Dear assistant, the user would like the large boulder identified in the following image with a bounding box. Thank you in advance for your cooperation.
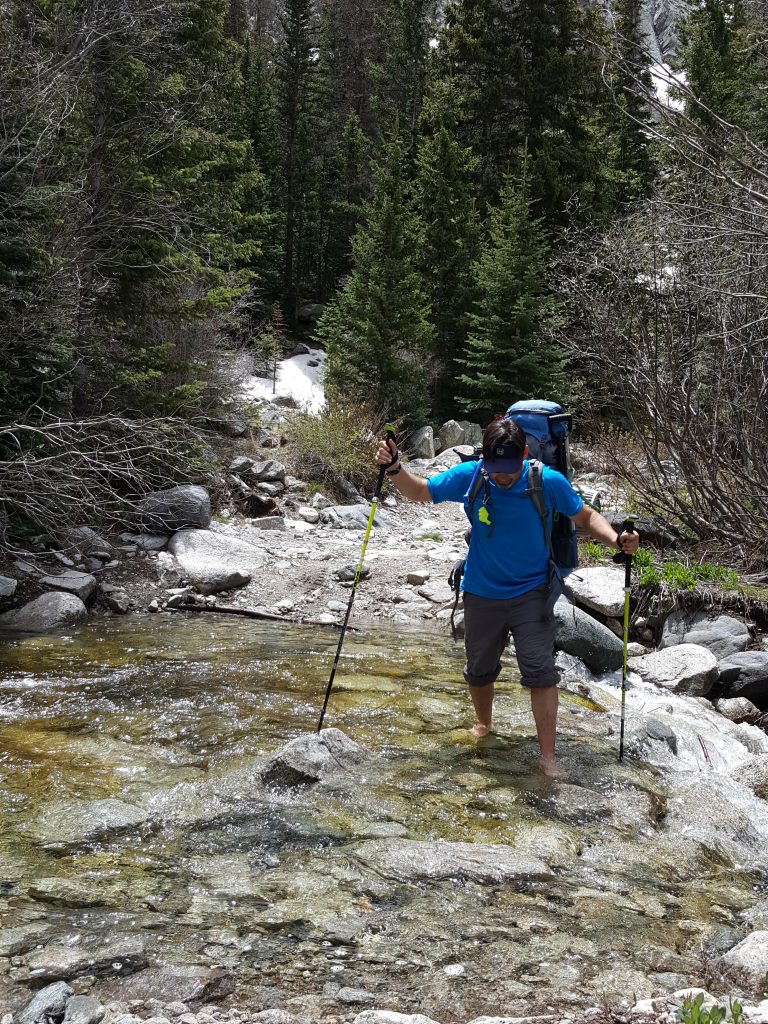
[717,652,768,708]
[661,610,751,660]
[0,575,17,602]
[456,421,482,448]
[137,485,212,533]
[0,593,88,635]
[437,420,464,450]
[719,931,768,988]
[553,597,624,673]
[168,529,266,595]
[409,426,435,460]
[628,644,718,696]
[260,728,372,788]
[568,566,626,618]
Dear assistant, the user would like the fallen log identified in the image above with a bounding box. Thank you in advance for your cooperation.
[164,601,350,630]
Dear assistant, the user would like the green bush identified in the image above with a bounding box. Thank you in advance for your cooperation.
[676,992,743,1024]
[285,401,387,499]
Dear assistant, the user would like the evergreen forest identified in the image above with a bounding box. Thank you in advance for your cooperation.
[2,0,768,561]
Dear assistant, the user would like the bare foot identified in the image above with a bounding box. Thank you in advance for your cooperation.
[470,723,493,739]
[538,756,567,779]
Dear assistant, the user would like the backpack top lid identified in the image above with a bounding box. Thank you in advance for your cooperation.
[505,400,570,443]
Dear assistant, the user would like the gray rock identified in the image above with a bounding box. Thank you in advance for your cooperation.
[206,412,248,437]
[625,715,678,757]
[456,421,483,448]
[96,966,234,1007]
[168,529,266,595]
[245,515,285,530]
[14,982,73,1024]
[417,582,453,604]
[57,527,112,558]
[255,481,285,497]
[137,485,212,533]
[27,877,126,907]
[320,504,389,530]
[715,696,760,722]
[103,591,130,614]
[533,782,615,824]
[134,535,169,553]
[336,988,376,1005]
[19,797,150,848]
[62,995,105,1024]
[0,922,54,957]
[437,420,464,450]
[26,935,147,981]
[0,592,88,634]
[336,563,370,582]
[661,611,750,659]
[353,1015,440,1024]
[297,506,319,524]
[409,425,435,460]
[38,571,97,601]
[553,597,624,673]
[82,557,103,574]
[252,459,287,483]
[729,755,768,800]
[628,644,718,696]
[354,838,553,884]
[0,575,18,600]
[567,566,625,618]
[311,492,333,510]
[260,728,372,788]
[719,930,768,988]
[406,571,429,586]
[718,651,768,706]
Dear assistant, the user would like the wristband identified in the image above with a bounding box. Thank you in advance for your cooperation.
[386,462,402,476]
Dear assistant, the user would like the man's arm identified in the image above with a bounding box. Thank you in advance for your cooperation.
[571,504,640,555]
[375,439,432,503]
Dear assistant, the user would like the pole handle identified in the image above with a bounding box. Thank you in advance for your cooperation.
[611,515,637,566]
[375,425,398,498]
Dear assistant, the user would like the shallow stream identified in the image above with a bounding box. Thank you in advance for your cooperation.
[1,615,767,1018]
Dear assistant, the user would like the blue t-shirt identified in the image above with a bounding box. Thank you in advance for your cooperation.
[427,461,583,599]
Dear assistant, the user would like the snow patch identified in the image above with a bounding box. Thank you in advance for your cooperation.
[241,348,327,414]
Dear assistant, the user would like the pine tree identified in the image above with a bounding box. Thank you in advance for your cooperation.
[456,170,564,422]
[438,0,605,226]
[317,128,435,425]
[415,81,479,418]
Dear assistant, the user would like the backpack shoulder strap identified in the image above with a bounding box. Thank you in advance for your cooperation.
[527,459,563,582]
[465,460,489,521]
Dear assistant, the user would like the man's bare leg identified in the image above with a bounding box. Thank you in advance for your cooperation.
[529,685,561,774]
[469,683,494,738]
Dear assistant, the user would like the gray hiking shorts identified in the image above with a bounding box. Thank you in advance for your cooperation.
[463,585,558,690]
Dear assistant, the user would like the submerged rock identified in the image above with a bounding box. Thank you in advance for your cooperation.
[260,727,372,788]
[26,935,147,981]
[354,838,553,884]
[19,797,150,848]
[96,965,234,1007]
[61,994,105,1024]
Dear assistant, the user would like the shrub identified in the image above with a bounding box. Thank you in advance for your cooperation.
[285,401,388,500]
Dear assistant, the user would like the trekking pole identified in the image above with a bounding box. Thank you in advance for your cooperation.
[613,516,637,762]
[316,425,397,732]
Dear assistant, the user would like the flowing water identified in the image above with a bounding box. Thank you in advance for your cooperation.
[1,615,767,1017]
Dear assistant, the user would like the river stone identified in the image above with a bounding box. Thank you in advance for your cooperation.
[168,529,266,595]
[353,1013,441,1024]
[553,597,623,673]
[0,922,54,956]
[19,797,149,848]
[62,995,105,1024]
[320,504,390,530]
[26,935,147,981]
[260,728,371,788]
[661,611,751,659]
[137,485,212,533]
[567,566,626,617]
[628,644,718,696]
[251,459,287,483]
[0,592,88,634]
[717,652,768,707]
[354,838,553,884]
[533,782,615,824]
[719,930,768,987]
[715,696,761,722]
[729,755,768,799]
[625,715,678,757]
[38,570,97,601]
[0,575,17,600]
[96,965,234,1006]
[15,982,74,1024]
[27,877,127,907]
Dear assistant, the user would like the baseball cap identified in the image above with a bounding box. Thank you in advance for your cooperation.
[485,442,523,474]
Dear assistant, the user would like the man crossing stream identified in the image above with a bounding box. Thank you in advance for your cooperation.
[376,416,640,776]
